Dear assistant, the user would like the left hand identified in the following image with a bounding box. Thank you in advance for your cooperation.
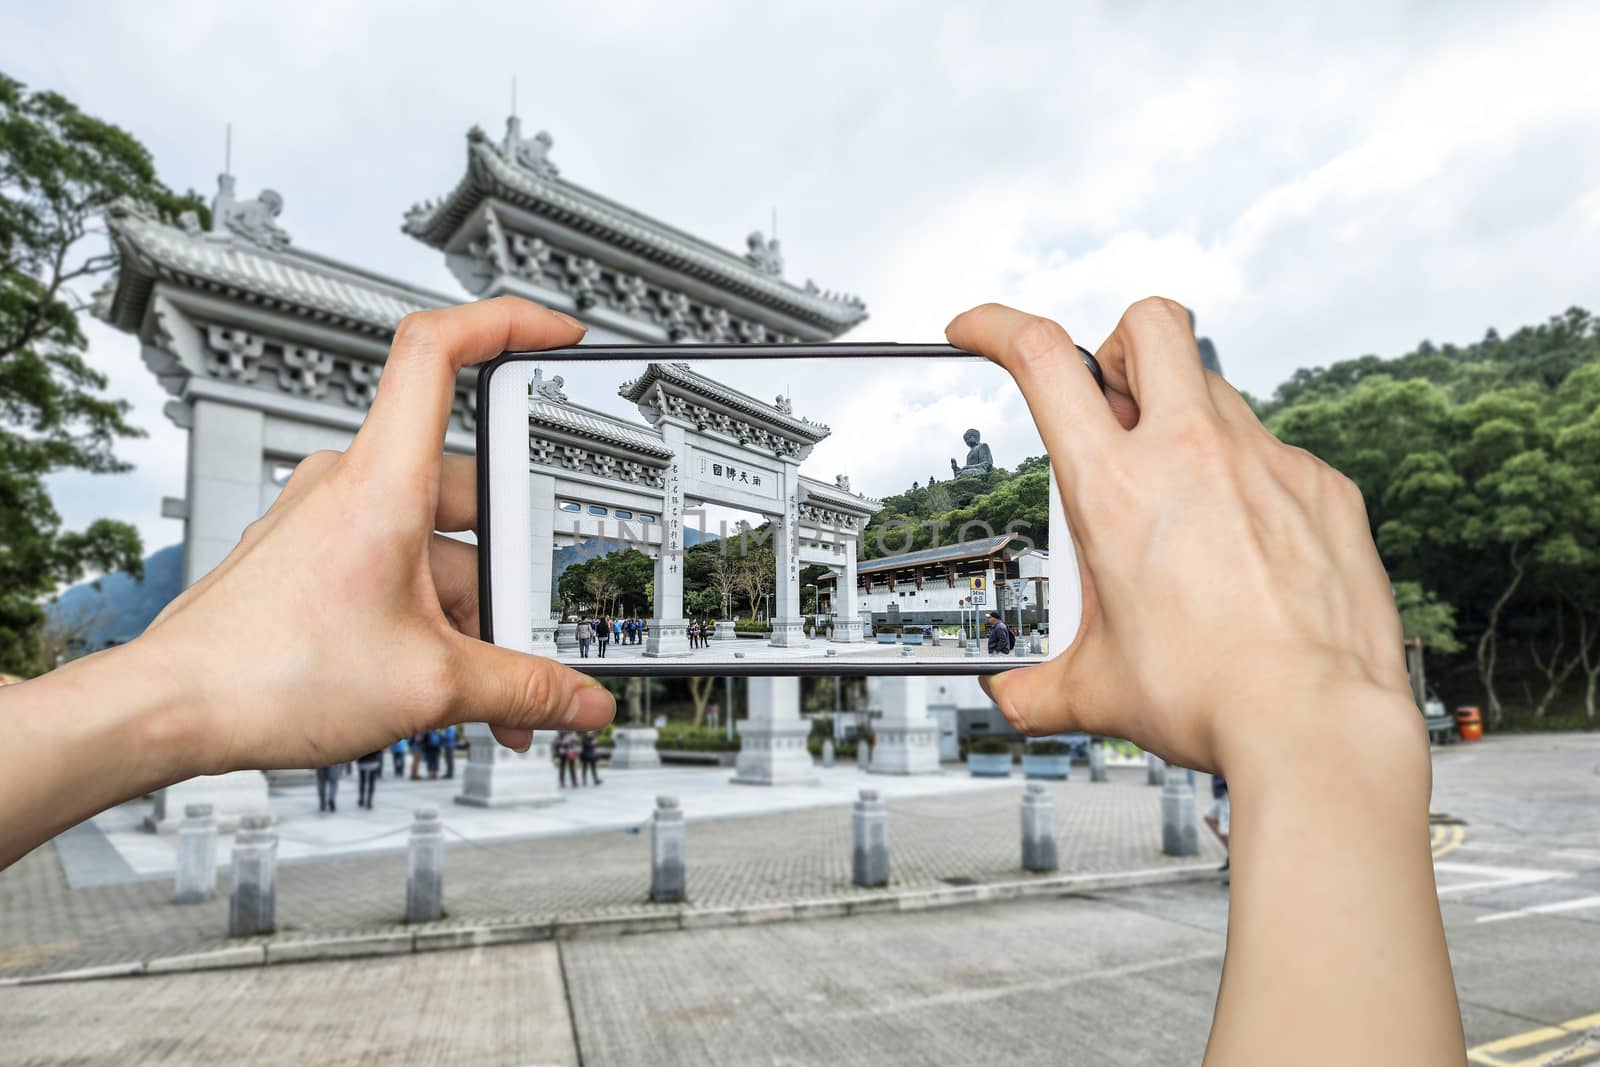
[140,297,616,774]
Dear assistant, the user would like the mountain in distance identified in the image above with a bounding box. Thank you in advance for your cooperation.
[48,543,184,652]
[49,528,719,652]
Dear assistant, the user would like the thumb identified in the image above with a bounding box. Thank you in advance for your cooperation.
[981,624,1114,737]
[446,636,615,746]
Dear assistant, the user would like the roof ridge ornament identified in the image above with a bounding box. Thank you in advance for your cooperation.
[531,366,569,404]
[211,173,290,250]
[500,115,559,179]
[744,230,783,276]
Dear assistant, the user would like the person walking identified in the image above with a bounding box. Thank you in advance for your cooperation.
[985,611,1015,654]
[596,616,610,658]
[389,736,407,776]
[580,730,601,785]
[422,728,442,779]
[554,730,579,788]
[442,724,457,778]
[1205,773,1231,883]
[356,749,383,809]
[577,618,591,658]
[316,762,343,813]
[409,731,424,779]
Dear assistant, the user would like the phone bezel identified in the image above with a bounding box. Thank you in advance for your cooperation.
[476,342,1076,677]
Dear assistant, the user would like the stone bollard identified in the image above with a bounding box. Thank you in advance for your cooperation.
[1020,783,1059,872]
[856,739,870,771]
[821,739,835,768]
[174,803,219,904]
[1089,739,1108,782]
[852,789,889,887]
[1029,633,1043,655]
[1146,753,1167,787]
[651,795,686,903]
[229,813,277,936]
[406,807,444,923]
[1161,766,1200,856]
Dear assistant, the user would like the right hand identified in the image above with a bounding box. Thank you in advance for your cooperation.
[946,299,1420,776]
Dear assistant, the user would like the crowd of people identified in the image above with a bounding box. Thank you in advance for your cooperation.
[316,726,460,813]
[573,616,725,654]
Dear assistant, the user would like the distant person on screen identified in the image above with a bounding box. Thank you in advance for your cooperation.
[0,297,1464,1067]
[985,612,1014,654]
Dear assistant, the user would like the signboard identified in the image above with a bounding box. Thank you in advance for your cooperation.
[970,589,987,607]
[969,576,986,592]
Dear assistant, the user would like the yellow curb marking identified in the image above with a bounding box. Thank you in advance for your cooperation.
[0,940,79,971]
[1432,823,1466,858]
[1467,1011,1600,1066]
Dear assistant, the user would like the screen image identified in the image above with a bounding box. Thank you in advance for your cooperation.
[484,351,1075,674]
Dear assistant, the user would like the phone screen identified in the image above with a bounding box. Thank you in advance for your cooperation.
[481,347,1075,675]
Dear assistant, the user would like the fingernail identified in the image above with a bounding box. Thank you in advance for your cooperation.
[564,684,615,727]
[550,309,587,333]
[514,736,533,753]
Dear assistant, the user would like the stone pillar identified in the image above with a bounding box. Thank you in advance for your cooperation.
[732,677,818,785]
[867,676,940,775]
[405,807,445,923]
[650,795,686,903]
[555,620,579,655]
[229,814,277,936]
[455,723,563,808]
[1021,783,1058,872]
[830,551,864,643]
[1162,765,1200,856]
[1146,753,1167,786]
[821,739,835,768]
[646,422,690,657]
[174,803,218,904]
[852,789,889,888]
[529,471,558,656]
[146,771,270,833]
[609,727,662,770]
[769,459,806,647]
[856,738,870,771]
[1089,738,1108,782]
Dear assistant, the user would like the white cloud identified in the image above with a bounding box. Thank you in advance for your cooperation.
[8,0,1599,559]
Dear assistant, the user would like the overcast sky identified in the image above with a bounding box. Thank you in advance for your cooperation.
[7,1,1598,560]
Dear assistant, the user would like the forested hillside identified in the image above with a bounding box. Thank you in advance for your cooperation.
[1261,307,1599,727]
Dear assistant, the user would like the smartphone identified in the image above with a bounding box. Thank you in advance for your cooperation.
[476,343,1084,676]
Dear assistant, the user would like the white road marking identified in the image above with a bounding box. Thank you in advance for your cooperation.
[1475,894,1600,925]
[1434,861,1573,897]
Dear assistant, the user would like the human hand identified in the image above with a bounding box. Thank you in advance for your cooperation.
[947,299,1419,776]
[140,297,615,776]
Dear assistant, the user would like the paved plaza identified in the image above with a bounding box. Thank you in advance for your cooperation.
[2,734,1598,1066]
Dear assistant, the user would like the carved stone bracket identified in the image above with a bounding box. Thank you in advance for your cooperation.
[531,436,666,488]
[205,326,265,382]
[277,345,335,398]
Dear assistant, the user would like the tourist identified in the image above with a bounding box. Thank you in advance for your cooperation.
[577,618,591,658]
[554,730,579,788]
[596,616,610,658]
[389,736,407,776]
[315,762,343,813]
[1205,773,1231,883]
[421,728,442,779]
[985,611,1015,654]
[580,731,601,785]
[687,618,700,649]
[409,731,424,779]
[356,749,383,809]
[612,617,623,646]
[442,724,457,779]
[0,298,1465,1063]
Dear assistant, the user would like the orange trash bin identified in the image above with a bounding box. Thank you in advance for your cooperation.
[1455,706,1483,741]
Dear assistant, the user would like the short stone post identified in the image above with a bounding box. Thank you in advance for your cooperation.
[174,803,219,904]
[852,789,889,887]
[856,738,870,771]
[229,813,277,936]
[406,807,444,923]
[821,739,835,768]
[1089,738,1108,782]
[1029,633,1044,655]
[1146,753,1166,786]
[1020,783,1058,872]
[1161,765,1200,856]
[651,795,686,903]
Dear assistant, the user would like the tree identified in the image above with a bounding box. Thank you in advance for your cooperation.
[735,549,775,620]
[0,72,205,673]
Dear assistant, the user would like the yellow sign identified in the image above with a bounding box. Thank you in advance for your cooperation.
[969,576,985,592]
